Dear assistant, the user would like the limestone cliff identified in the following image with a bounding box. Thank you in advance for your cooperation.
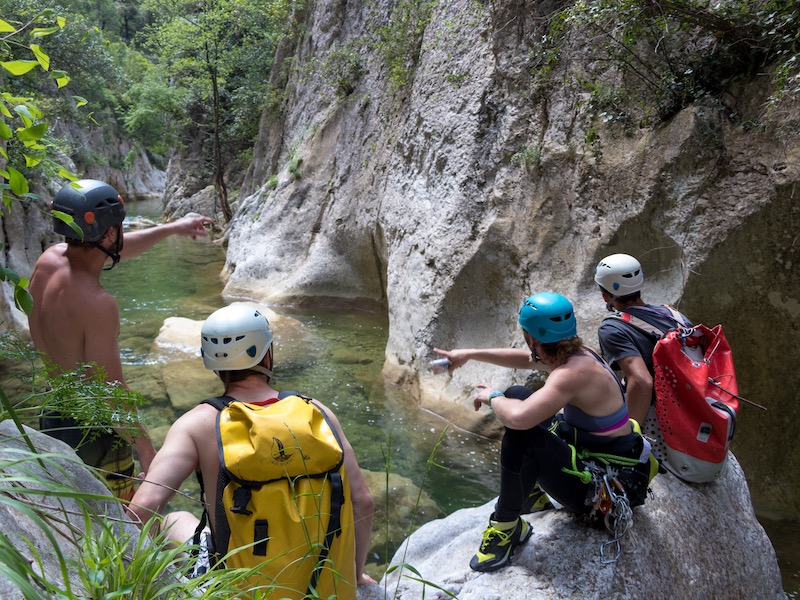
[218,0,800,520]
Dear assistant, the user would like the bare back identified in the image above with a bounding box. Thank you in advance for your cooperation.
[29,243,123,380]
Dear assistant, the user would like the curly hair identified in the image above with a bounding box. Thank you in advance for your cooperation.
[538,336,584,365]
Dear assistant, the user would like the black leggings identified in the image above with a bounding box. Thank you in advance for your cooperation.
[494,386,648,522]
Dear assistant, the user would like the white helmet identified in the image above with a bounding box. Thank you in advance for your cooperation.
[594,253,644,296]
[201,304,273,376]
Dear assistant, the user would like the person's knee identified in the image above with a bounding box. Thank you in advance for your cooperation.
[503,385,533,400]
[161,511,202,544]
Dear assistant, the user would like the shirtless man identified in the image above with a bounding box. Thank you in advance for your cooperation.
[28,179,212,499]
[128,304,376,594]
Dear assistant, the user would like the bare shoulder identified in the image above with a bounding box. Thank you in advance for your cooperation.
[182,402,220,427]
[163,403,219,444]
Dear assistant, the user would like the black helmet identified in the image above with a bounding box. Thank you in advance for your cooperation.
[52,179,126,242]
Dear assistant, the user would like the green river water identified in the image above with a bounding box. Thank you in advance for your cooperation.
[107,199,797,591]
[107,199,500,569]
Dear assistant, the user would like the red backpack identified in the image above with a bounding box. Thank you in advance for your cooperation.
[607,307,740,483]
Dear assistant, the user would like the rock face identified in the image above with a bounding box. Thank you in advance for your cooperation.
[216,0,800,519]
[0,421,141,599]
[380,456,785,599]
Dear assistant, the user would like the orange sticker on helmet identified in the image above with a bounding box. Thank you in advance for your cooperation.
[84,211,96,224]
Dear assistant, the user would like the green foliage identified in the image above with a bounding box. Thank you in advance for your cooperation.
[122,70,188,155]
[0,4,83,313]
[0,446,254,598]
[371,0,438,90]
[311,41,365,97]
[533,0,800,130]
[0,331,149,443]
[141,0,296,156]
[287,148,303,181]
[511,145,542,171]
[71,514,254,599]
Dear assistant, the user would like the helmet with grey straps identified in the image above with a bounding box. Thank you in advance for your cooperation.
[518,292,577,343]
[594,253,644,296]
[201,304,274,377]
[52,179,126,242]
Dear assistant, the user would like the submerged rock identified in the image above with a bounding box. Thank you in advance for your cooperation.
[381,455,785,599]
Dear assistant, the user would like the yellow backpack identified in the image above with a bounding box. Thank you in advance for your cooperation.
[199,393,357,599]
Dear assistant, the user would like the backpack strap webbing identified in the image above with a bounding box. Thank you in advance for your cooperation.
[604,305,689,339]
[200,395,237,411]
[190,396,235,557]
[307,471,345,596]
[191,395,238,560]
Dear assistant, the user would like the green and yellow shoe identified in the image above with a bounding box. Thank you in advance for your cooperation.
[469,515,532,572]
[521,485,554,514]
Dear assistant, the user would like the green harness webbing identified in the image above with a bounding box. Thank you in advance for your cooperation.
[560,438,644,483]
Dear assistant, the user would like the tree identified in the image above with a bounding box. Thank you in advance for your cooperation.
[141,0,296,222]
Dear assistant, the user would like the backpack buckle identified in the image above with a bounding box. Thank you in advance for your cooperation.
[230,487,253,515]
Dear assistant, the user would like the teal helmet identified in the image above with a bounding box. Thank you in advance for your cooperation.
[518,292,577,343]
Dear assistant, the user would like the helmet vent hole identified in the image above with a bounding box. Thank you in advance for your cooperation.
[223,337,232,344]
[246,345,258,358]
[235,335,245,341]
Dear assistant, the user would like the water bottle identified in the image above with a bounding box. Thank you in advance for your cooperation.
[429,358,451,374]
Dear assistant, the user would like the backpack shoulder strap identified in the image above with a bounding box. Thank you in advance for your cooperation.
[195,395,236,559]
[662,305,691,328]
[200,395,237,411]
[604,311,665,339]
[307,471,345,596]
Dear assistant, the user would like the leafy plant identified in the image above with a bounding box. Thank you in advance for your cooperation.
[318,41,365,97]
[511,145,542,171]
[532,0,800,130]
[371,0,438,90]
[0,444,254,598]
[0,7,81,312]
[140,0,301,222]
[0,331,149,445]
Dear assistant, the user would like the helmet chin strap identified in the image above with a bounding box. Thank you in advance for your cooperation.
[92,241,121,271]
[94,225,123,271]
[254,345,274,379]
[251,365,273,378]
